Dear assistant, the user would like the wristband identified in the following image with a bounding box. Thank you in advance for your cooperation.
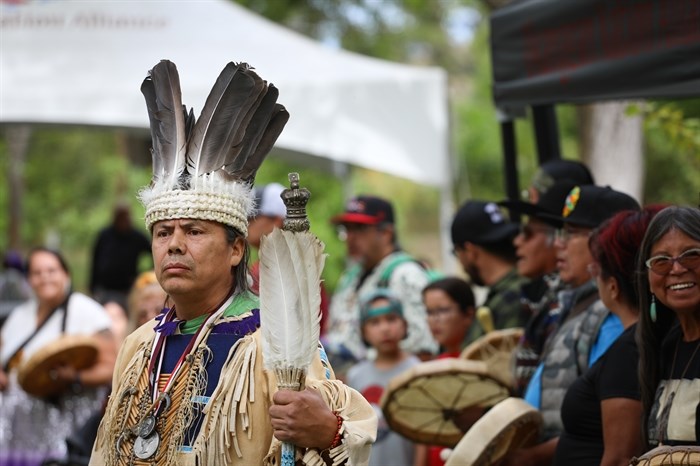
[328,411,343,449]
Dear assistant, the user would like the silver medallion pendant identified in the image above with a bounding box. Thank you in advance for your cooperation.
[138,415,157,439]
[160,392,171,412]
[133,431,160,460]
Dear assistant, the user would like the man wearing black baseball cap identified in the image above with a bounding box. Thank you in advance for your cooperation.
[526,159,595,204]
[450,200,527,343]
[325,195,437,375]
[507,185,640,465]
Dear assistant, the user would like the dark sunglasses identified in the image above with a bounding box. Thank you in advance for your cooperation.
[519,223,555,241]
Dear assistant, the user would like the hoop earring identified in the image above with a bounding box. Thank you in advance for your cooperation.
[650,294,657,323]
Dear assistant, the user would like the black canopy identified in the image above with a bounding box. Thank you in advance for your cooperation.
[488,0,700,200]
[491,0,700,110]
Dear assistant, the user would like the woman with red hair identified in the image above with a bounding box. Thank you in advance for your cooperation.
[553,205,666,466]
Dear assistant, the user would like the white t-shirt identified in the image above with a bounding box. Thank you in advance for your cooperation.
[0,292,111,368]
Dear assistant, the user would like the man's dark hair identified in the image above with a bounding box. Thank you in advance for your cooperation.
[225,225,250,293]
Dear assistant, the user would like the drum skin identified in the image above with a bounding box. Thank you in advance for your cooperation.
[461,328,523,389]
[381,358,511,447]
[444,397,542,466]
[17,335,99,398]
[629,446,700,466]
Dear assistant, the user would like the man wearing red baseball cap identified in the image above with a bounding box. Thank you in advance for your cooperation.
[324,196,438,377]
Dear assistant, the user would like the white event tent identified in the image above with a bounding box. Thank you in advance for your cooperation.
[0,0,453,263]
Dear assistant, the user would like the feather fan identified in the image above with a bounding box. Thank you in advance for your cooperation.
[259,228,326,381]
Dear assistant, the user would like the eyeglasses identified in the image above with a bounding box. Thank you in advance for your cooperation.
[645,248,700,275]
[426,307,457,319]
[555,227,592,243]
[519,223,556,241]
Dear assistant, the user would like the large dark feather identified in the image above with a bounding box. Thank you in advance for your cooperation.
[140,76,164,184]
[221,66,267,163]
[185,62,263,179]
[223,84,279,175]
[183,105,195,143]
[141,60,187,187]
[237,104,290,184]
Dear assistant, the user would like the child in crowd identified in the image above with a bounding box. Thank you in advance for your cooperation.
[423,277,475,357]
[347,289,425,466]
[422,276,476,466]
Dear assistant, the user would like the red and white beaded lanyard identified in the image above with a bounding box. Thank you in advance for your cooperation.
[148,298,231,405]
[130,296,231,460]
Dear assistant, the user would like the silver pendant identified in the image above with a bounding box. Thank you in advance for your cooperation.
[156,392,172,415]
[138,415,157,439]
[162,392,171,412]
[133,431,160,460]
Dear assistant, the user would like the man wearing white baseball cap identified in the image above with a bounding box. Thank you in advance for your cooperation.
[248,183,288,294]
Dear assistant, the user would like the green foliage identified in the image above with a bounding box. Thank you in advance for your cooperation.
[0,127,152,291]
[641,100,700,205]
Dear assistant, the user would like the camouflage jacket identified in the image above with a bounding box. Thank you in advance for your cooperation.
[466,268,529,344]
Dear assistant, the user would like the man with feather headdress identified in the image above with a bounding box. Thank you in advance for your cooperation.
[89,60,376,466]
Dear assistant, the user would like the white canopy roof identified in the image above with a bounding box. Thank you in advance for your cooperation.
[0,0,450,188]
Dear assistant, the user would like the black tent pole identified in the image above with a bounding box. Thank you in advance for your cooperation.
[500,119,520,203]
[532,104,561,164]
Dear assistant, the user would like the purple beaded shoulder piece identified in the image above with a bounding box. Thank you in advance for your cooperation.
[213,308,261,336]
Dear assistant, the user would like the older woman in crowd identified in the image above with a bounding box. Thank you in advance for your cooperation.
[637,205,700,449]
[0,247,116,466]
[554,205,664,466]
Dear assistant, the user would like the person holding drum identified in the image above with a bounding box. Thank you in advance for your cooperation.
[637,206,700,449]
[0,247,117,466]
[553,206,664,466]
[421,277,475,466]
[502,186,640,465]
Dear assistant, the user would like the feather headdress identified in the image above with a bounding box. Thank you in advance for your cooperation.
[138,60,289,234]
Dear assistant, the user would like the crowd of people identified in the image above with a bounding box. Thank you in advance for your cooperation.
[0,59,699,466]
[2,161,697,466]
[318,158,700,466]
